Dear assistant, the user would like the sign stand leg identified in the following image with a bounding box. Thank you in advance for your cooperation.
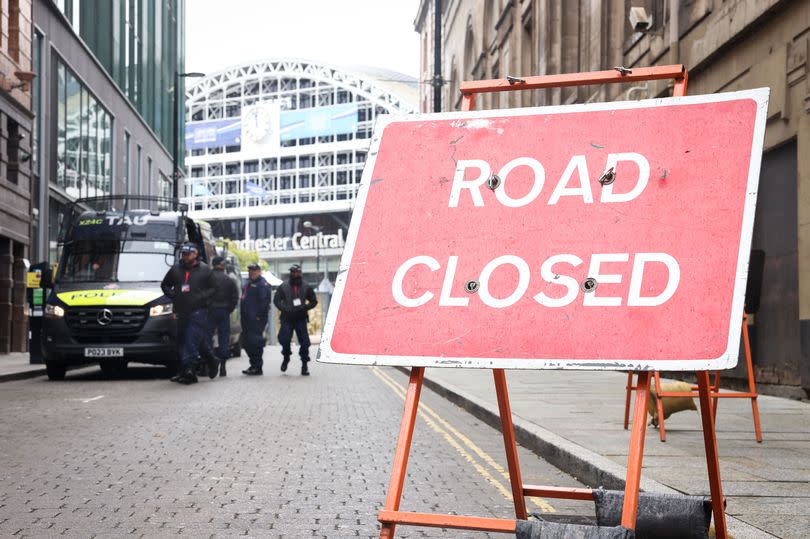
[697,370,728,538]
[742,316,763,442]
[621,371,651,530]
[493,369,528,520]
[623,372,634,430]
[379,367,425,539]
[653,372,668,441]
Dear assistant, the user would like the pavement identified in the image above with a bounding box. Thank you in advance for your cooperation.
[0,347,590,538]
[2,351,808,537]
[417,368,810,538]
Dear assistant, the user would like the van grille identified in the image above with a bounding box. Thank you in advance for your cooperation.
[65,307,148,333]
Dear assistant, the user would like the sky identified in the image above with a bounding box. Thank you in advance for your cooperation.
[186,0,422,80]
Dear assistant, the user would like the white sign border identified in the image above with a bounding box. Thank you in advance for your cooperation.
[318,88,770,371]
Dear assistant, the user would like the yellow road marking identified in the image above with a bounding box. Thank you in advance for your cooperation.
[371,367,555,513]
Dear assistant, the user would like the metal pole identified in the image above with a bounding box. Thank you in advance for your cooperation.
[432,0,442,113]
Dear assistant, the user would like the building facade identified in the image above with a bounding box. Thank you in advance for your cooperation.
[415,0,810,396]
[183,59,417,282]
[0,0,35,353]
[33,0,185,265]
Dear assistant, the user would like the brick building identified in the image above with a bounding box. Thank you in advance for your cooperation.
[415,0,810,397]
[0,0,34,354]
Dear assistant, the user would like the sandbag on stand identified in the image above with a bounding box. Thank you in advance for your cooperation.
[592,488,712,539]
[515,520,632,539]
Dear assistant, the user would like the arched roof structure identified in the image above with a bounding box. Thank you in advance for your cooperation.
[183,59,418,221]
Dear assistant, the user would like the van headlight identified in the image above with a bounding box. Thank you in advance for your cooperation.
[150,303,173,317]
[45,304,65,318]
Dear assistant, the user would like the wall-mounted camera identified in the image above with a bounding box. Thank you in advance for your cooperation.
[628,6,653,33]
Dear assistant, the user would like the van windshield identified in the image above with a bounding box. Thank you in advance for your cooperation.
[59,240,176,283]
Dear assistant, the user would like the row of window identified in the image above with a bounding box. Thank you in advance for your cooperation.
[55,0,183,154]
[189,127,373,156]
[52,56,171,200]
[189,151,367,178]
[55,58,114,199]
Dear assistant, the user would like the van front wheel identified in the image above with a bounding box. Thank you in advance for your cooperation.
[46,361,67,381]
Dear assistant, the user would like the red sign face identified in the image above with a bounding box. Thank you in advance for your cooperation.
[320,90,768,370]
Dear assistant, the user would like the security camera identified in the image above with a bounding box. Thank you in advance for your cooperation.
[628,6,653,32]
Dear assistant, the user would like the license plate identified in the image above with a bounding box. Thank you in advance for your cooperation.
[84,347,124,358]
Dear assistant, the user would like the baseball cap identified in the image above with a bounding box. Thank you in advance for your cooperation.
[247,263,261,271]
[289,264,302,272]
[180,243,198,254]
[211,256,225,266]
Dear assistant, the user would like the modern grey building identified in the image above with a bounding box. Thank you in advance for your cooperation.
[32,0,186,264]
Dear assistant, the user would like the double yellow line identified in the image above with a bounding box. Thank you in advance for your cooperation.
[371,367,555,513]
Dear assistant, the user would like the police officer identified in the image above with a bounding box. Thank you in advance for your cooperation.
[161,243,218,385]
[274,264,317,376]
[241,263,272,376]
[209,256,239,376]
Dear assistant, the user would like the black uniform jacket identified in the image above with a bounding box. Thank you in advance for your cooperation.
[161,261,215,316]
[273,280,318,322]
[210,269,239,312]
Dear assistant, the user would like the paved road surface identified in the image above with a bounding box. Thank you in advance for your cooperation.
[0,348,591,537]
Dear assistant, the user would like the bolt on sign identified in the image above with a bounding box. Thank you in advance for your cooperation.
[320,89,769,371]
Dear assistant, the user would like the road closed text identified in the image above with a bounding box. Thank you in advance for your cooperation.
[391,253,680,309]
[390,151,682,309]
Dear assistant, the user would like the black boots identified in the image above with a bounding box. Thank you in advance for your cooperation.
[170,362,183,383]
[301,360,310,376]
[219,359,227,377]
[242,366,263,375]
[178,364,198,385]
[206,356,219,379]
[280,356,290,372]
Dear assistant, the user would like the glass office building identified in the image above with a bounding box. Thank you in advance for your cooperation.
[33,0,186,264]
[183,59,417,280]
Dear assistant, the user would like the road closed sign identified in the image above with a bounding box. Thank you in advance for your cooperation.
[319,89,769,371]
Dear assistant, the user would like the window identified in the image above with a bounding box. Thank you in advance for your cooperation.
[6,120,20,184]
[136,144,142,193]
[33,31,43,172]
[147,157,152,195]
[8,0,21,62]
[55,57,112,199]
[123,132,131,193]
[159,172,171,199]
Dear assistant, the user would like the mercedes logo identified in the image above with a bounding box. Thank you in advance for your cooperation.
[97,308,114,326]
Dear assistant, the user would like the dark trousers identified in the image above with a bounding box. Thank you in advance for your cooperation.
[243,318,267,368]
[177,309,214,366]
[208,307,231,361]
[278,317,311,362]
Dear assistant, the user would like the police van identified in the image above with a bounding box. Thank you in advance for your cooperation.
[42,196,239,380]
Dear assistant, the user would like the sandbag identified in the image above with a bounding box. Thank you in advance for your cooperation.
[515,519,632,539]
[648,380,697,424]
[592,488,711,539]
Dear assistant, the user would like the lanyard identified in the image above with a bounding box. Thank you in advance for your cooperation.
[293,285,299,297]
[184,271,190,284]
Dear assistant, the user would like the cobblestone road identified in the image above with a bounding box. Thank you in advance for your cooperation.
[0,346,591,538]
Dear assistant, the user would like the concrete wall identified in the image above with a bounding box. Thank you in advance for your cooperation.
[417,0,810,396]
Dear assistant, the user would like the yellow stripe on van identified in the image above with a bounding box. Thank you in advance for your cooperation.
[57,289,163,306]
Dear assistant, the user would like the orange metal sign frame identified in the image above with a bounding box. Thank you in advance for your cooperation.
[625,312,763,442]
[377,65,728,538]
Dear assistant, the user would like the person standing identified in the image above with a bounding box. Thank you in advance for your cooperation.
[161,243,218,385]
[209,256,239,376]
[273,264,317,376]
[241,263,272,376]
